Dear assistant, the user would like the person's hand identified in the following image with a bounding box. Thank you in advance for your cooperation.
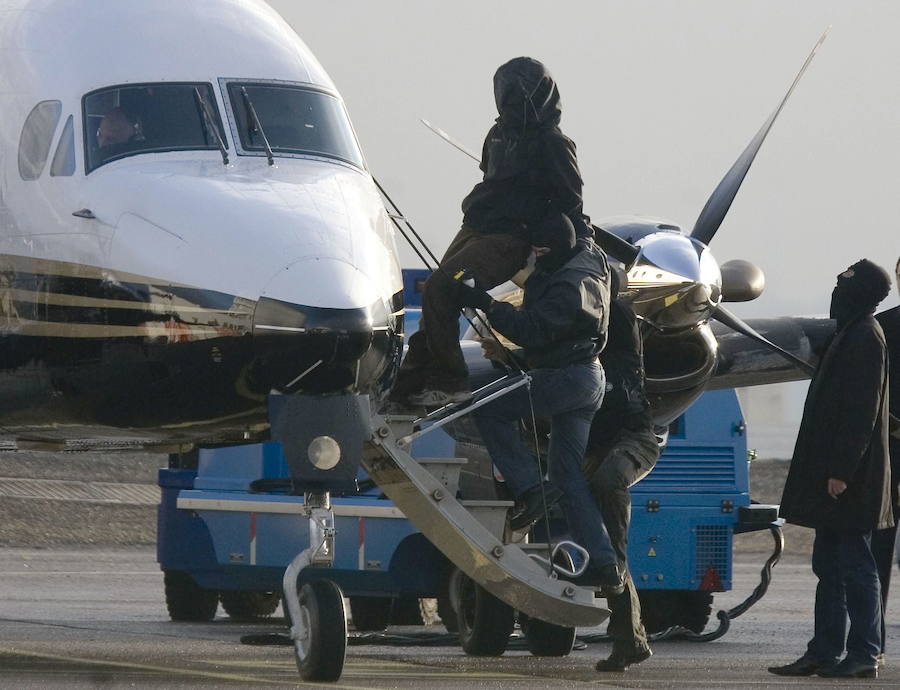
[827,478,847,499]
[480,338,508,364]
[457,281,493,312]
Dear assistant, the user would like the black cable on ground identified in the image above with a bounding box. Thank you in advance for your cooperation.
[241,629,591,649]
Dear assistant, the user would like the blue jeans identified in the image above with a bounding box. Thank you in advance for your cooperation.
[806,528,882,665]
[473,360,617,568]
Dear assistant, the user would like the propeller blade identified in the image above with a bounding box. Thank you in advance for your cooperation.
[691,28,829,245]
[591,224,640,268]
[713,304,816,376]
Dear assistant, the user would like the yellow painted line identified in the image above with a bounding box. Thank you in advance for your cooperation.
[0,646,377,689]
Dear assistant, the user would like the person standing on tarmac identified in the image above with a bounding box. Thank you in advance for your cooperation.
[769,259,893,680]
[456,215,625,595]
[391,56,592,407]
[872,256,900,668]
[583,272,660,672]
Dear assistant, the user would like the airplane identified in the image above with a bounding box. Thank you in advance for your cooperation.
[0,0,404,455]
[0,0,829,453]
[0,0,836,681]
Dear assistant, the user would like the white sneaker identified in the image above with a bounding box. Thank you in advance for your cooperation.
[406,388,472,407]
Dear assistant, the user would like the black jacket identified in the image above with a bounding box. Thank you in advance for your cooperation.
[588,298,653,448]
[779,315,893,530]
[487,243,609,369]
[461,58,589,241]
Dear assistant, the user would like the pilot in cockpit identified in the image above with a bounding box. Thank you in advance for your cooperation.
[96,107,144,154]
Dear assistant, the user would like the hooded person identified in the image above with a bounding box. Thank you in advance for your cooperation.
[390,57,592,407]
[771,259,893,680]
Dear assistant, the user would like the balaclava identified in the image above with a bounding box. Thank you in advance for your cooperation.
[531,213,576,273]
[829,258,892,329]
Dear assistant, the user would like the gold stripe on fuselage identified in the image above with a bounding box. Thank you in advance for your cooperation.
[0,252,195,288]
[8,319,227,339]
[8,288,253,317]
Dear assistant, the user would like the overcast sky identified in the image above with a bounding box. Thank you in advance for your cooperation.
[268,1,898,452]
[269,0,898,319]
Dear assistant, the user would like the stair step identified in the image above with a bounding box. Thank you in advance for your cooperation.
[520,543,552,551]
[416,457,468,464]
[460,499,514,539]
[415,458,468,494]
[363,414,608,628]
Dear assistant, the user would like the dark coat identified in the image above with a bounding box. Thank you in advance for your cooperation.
[460,58,589,241]
[876,306,900,510]
[487,243,609,369]
[779,315,892,531]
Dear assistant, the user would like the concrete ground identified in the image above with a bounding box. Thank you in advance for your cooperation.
[0,452,892,687]
[1,547,899,689]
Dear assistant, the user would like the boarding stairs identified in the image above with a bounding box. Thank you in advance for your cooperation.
[358,373,609,628]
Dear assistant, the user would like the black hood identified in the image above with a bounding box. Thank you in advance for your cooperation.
[532,212,576,273]
[493,57,561,136]
[830,258,892,329]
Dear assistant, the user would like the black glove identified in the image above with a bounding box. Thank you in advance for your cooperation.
[457,281,493,312]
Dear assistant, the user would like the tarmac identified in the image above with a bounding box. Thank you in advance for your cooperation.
[1,547,899,689]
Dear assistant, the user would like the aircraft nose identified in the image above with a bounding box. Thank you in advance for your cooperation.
[249,295,399,395]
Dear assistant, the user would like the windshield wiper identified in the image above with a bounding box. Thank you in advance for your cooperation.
[240,86,275,166]
[193,88,229,166]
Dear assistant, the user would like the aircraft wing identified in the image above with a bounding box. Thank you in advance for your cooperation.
[708,315,833,390]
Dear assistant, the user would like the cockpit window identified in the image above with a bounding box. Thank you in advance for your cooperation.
[50,115,76,177]
[18,100,62,180]
[225,82,364,168]
[83,83,228,173]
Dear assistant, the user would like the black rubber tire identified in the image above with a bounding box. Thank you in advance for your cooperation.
[638,589,713,634]
[292,580,348,682]
[437,595,458,633]
[348,596,392,631]
[219,591,280,620]
[452,570,515,656]
[519,613,575,656]
[163,570,218,621]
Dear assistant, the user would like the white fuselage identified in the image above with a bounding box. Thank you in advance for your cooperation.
[0,0,403,443]
[0,0,400,308]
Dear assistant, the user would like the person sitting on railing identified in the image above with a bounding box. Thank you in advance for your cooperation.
[390,56,591,408]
